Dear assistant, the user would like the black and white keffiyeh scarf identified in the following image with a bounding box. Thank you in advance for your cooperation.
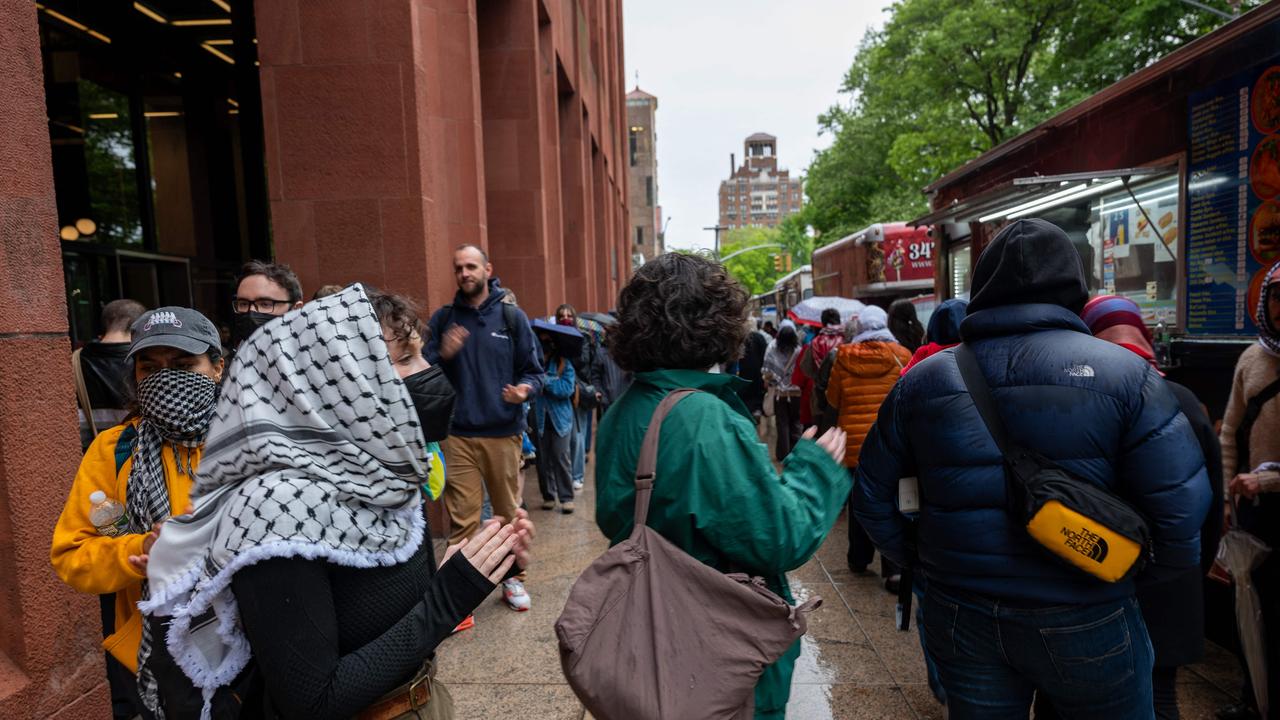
[140,285,430,719]
[1258,260,1280,357]
[131,368,219,715]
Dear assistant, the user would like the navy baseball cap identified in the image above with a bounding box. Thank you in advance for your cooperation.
[127,307,221,360]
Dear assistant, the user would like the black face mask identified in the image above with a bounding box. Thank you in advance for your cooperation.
[232,311,277,348]
[404,365,456,443]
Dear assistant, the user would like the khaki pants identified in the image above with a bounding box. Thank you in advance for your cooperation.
[442,434,522,545]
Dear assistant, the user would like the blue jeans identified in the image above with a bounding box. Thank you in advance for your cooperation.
[921,584,1154,720]
[570,405,590,484]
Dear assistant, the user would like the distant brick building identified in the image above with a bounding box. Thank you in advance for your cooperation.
[718,133,804,229]
[626,87,662,267]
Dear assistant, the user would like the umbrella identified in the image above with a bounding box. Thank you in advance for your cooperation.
[579,311,617,326]
[549,315,606,345]
[532,318,584,359]
[787,296,866,328]
[1218,500,1272,716]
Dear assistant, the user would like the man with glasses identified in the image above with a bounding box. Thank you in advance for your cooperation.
[231,260,304,347]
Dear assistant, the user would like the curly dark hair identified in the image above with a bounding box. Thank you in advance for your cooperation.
[365,286,425,342]
[608,253,749,372]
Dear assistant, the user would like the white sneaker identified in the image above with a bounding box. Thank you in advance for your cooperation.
[502,579,531,612]
[573,479,584,492]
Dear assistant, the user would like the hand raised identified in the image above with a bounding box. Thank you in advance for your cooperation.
[441,519,518,583]
[440,326,470,361]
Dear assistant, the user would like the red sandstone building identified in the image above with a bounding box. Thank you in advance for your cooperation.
[626,86,662,266]
[0,0,628,716]
[718,133,803,229]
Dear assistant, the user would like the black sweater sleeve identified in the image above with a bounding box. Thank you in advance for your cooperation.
[232,551,495,720]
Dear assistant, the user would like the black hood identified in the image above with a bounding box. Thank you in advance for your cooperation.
[967,218,1088,315]
[926,298,968,345]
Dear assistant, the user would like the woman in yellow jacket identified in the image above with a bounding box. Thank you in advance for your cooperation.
[51,306,224,714]
[825,305,910,578]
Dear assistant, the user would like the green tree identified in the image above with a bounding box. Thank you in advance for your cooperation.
[719,227,786,296]
[804,0,1261,244]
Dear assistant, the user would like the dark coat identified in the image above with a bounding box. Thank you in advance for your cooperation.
[736,330,769,413]
[1135,380,1224,667]
[852,219,1211,606]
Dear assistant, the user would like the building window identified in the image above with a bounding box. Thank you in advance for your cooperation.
[629,130,638,166]
[950,242,972,299]
[645,176,653,206]
[635,226,644,246]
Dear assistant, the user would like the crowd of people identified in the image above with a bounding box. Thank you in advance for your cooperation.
[48,220,1280,720]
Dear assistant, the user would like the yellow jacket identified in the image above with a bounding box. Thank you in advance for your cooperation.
[50,420,199,672]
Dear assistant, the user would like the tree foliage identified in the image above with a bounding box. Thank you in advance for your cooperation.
[804,0,1261,245]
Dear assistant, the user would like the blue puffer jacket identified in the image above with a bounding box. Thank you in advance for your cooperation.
[852,302,1211,605]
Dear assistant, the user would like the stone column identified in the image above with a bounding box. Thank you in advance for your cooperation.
[0,1,111,716]
[254,0,489,312]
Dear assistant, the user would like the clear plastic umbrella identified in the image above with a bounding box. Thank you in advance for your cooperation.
[1218,499,1272,716]
[786,296,866,328]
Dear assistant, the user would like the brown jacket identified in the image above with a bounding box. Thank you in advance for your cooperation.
[1220,343,1280,480]
[826,341,911,467]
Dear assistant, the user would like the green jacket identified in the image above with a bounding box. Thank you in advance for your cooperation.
[594,369,851,717]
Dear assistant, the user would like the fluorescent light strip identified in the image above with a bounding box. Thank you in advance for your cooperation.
[202,43,235,64]
[1093,192,1180,217]
[42,7,87,30]
[144,111,181,118]
[226,97,239,107]
[41,7,112,43]
[978,182,1083,223]
[204,38,234,45]
[210,0,231,11]
[1008,179,1126,219]
[173,18,232,26]
[88,112,119,120]
[133,2,167,23]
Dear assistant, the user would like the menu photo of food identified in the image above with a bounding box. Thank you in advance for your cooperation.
[1253,65,1280,135]
[1253,200,1280,263]
[1248,265,1271,326]
[1253,134,1280,199]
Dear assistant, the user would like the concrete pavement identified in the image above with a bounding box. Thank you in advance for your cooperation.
[433,461,1244,719]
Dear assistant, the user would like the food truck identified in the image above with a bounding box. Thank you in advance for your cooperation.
[813,222,935,315]
[909,2,1280,418]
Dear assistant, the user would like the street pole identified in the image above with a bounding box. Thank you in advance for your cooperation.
[703,224,729,260]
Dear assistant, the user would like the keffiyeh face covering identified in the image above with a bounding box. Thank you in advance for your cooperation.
[139,285,431,719]
[132,367,219,716]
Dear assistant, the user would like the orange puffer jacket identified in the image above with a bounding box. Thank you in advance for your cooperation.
[825,340,911,467]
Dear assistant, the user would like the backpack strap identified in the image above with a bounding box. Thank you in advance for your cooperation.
[1235,374,1280,476]
[633,389,701,528]
[115,423,139,476]
[71,348,98,438]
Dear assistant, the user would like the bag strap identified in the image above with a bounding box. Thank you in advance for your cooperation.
[633,389,700,528]
[1235,374,1280,476]
[954,344,1011,453]
[71,347,99,438]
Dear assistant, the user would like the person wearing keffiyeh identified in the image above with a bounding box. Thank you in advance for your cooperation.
[140,284,532,720]
[52,306,225,720]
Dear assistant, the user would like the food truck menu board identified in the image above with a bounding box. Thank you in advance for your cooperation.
[1186,60,1280,335]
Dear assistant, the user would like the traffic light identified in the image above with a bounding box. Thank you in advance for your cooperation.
[784,254,793,272]
[773,254,783,272]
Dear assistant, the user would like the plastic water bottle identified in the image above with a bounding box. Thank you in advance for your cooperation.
[89,491,128,537]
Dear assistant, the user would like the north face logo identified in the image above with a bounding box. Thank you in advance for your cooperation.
[1065,364,1095,378]
[1061,526,1109,563]
[143,311,182,331]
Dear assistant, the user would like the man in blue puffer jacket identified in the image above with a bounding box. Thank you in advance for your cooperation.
[853,219,1210,720]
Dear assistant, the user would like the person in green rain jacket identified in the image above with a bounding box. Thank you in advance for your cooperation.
[594,253,851,719]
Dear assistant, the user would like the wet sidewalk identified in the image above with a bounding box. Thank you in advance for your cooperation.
[434,462,1244,719]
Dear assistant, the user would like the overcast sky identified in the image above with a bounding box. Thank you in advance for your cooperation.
[622,0,889,252]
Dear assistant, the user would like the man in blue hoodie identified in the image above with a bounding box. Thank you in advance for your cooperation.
[426,244,544,612]
[853,219,1210,719]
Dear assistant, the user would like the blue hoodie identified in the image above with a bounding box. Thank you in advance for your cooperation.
[425,279,544,438]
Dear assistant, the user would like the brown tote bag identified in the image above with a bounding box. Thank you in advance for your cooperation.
[555,389,821,720]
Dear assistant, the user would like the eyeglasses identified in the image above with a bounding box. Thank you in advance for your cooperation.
[232,296,290,314]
